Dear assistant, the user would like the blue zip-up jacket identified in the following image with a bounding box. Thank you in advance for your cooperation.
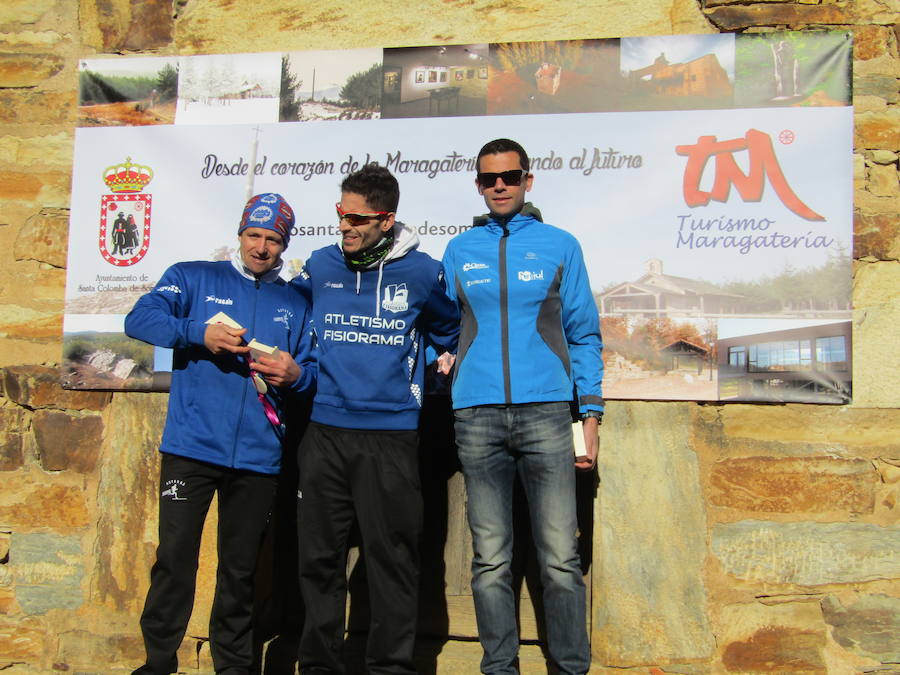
[124,254,315,474]
[441,209,603,413]
[291,222,459,430]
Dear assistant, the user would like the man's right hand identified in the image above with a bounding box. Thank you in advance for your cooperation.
[437,352,456,375]
[203,324,249,356]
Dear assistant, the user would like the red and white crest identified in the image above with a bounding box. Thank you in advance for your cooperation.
[99,157,154,266]
[99,193,152,266]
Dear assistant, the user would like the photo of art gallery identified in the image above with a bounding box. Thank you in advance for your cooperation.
[733,31,851,108]
[487,39,622,115]
[717,319,852,403]
[381,44,488,118]
[619,34,734,110]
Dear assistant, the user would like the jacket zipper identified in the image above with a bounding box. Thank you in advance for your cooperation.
[230,277,260,466]
[499,224,511,404]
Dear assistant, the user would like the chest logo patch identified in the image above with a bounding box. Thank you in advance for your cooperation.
[518,270,545,282]
[382,283,409,313]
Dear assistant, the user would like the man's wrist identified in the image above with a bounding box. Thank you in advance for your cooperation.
[582,410,603,424]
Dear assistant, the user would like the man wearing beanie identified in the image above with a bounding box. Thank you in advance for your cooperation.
[291,165,459,674]
[126,193,316,675]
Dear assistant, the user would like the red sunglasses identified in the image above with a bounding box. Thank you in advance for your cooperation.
[336,202,392,226]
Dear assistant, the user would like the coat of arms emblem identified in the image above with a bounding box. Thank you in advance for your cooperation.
[99,157,153,266]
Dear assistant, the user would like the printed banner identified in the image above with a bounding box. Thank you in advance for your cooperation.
[65,31,853,403]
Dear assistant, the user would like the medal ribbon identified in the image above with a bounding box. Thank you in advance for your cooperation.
[245,355,282,430]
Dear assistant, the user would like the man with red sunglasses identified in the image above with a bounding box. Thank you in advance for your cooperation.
[441,139,603,675]
[291,164,458,674]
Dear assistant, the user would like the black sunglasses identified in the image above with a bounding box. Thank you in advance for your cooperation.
[476,169,527,188]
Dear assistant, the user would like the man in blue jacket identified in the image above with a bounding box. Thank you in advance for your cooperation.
[291,165,459,674]
[441,139,603,675]
[126,193,315,675]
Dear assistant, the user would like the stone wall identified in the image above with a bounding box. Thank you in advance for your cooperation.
[0,0,897,672]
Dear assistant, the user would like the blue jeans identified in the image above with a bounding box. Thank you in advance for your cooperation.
[454,402,590,675]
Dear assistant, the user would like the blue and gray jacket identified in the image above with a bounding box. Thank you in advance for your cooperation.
[441,208,603,414]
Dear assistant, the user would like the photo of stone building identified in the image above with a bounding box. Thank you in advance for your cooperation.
[599,259,742,318]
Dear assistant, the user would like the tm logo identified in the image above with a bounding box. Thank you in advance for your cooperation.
[676,128,824,221]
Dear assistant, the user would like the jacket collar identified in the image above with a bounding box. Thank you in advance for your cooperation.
[230,249,284,283]
[472,202,543,234]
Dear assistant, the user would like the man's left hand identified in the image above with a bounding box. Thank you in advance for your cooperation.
[576,416,599,471]
[250,350,301,388]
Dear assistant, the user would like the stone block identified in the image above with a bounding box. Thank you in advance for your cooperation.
[854,302,900,408]
[880,459,900,485]
[853,0,900,25]
[704,4,851,31]
[55,630,146,672]
[0,0,57,25]
[191,637,209,672]
[710,456,877,514]
[23,265,67,302]
[0,406,26,470]
[0,52,64,88]
[870,150,899,164]
[867,163,900,197]
[853,25,895,61]
[855,109,900,151]
[0,481,90,531]
[703,0,790,5]
[855,212,900,260]
[79,0,174,52]
[717,404,900,449]
[723,625,826,672]
[0,89,76,125]
[9,532,84,615]
[0,136,17,163]
[593,401,714,665]
[854,74,900,103]
[718,601,826,674]
[90,393,170,614]
[0,616,46,662]
[0,303,61,340]
[1,365,111,411]
[13,198,69,267]
[853,94,889,113]
[173,0,708,55]
[187,496,219,640]
[854,260,900,308]
[854,153,867,191]
[15,133,74,169]
[0,171,42,201]
[33,409,103,473]
[0,584,18,615]
[712,520,900,586]
[0,29,66,49]
[822,594,900,662]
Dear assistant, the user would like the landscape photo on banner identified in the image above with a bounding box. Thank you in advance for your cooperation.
[65,31,852,403]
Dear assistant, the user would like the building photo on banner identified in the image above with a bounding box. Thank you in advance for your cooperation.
[64,30,853,404]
